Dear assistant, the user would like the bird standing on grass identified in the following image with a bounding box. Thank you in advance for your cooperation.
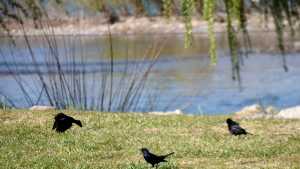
[140,148,174,168]
[52,113,82,132]
[226,118,252,135]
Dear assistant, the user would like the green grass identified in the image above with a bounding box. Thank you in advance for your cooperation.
[1,110,300,168]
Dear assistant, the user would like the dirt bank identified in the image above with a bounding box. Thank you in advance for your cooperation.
[6,15,274,36]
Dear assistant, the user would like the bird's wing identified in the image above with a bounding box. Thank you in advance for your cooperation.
[148,152,159,158]
[58,117,67,121]
[231,125,247,134]
[148,152,163,162]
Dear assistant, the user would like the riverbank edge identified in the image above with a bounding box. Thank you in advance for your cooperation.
[3,15,277,36]
[5,103,300,120]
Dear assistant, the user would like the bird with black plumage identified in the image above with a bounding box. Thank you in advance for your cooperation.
[52,113,82,133]
[226,118,252,136]
[140,148,174,168]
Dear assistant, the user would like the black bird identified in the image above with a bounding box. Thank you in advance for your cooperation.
[52,113,82,132]
[226,118,251,135]
[140,148,174,168]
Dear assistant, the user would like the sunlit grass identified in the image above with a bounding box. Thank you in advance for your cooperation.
[0,110,300,168]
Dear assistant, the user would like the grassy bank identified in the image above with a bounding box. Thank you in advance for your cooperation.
[0,110,300,169]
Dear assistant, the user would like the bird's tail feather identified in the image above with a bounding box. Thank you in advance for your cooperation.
[163,152,174,158]
[73,120,82,127]
[247,132,254,135]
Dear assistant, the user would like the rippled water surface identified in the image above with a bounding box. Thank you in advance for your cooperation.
[0,32,299,114]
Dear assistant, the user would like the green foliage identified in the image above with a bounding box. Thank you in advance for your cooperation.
[55,0,63,4]
[162,0,173,19]
[224,0,240,81]
[238,0,252,57]
[230,0,241,21]
[269,0,290,72]
[203,0,217,65]
[25,0,44,28]
[181,0,195,48]
[0,102,10,110]
[77,0,105,12]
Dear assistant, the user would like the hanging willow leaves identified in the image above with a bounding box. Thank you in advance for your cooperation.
[238,0,252,57]
[25,0,44,28]
[231,0,241,20]
[203,0,217,64]
[181,0,195,48]
[280,0,295,38]
[163,0,173,19]
[224,0,240,81]
[269,0,288,72]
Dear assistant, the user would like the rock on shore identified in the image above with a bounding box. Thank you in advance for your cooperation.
[149,109,183,115]
[29,105,56,111]
[276,106,300,119]
[234,104,278,119]
[234,104,300,119]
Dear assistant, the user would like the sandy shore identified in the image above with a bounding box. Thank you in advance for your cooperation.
[6,15,275,36]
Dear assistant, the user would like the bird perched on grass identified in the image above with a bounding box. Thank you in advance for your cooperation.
[52,113,82,133]
[226,118,252,136]
[140,148,174,168]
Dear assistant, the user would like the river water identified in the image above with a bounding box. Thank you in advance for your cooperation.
[0,32,299,114]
